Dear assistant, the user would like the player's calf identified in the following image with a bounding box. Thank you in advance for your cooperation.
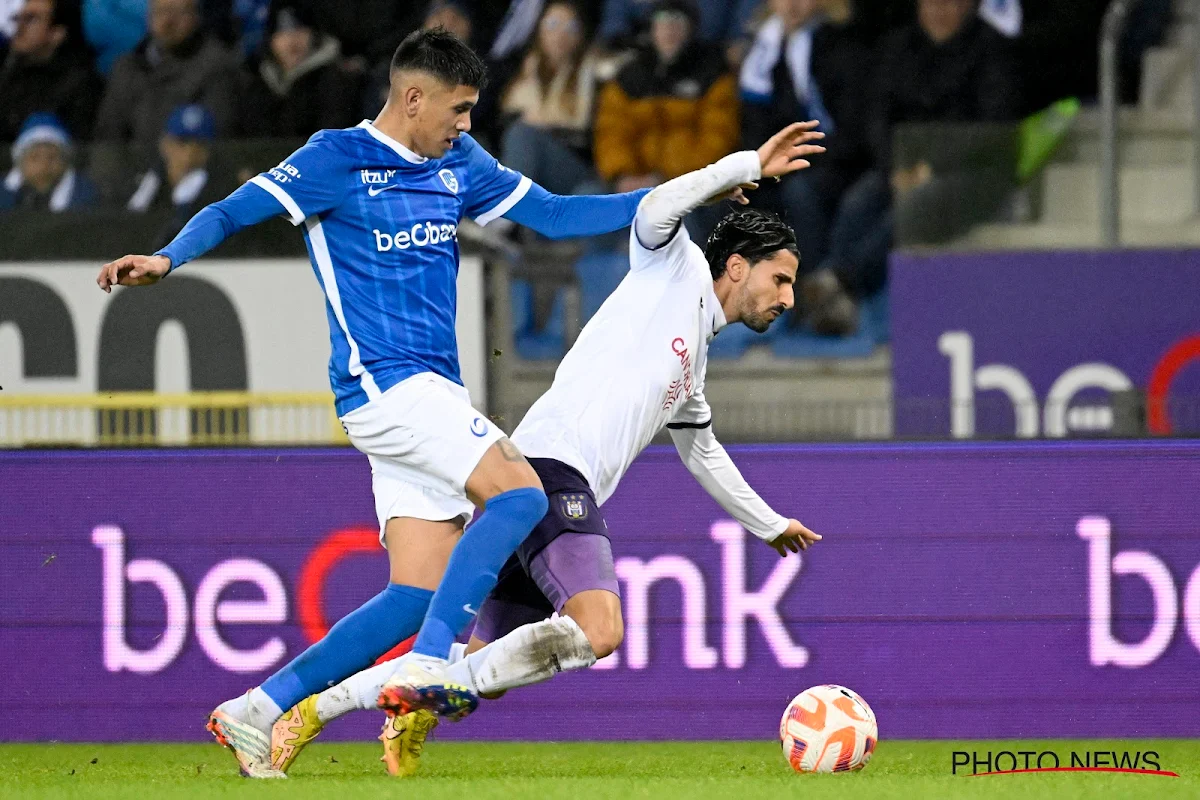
[445,614,597,697]
[563,589,624,659]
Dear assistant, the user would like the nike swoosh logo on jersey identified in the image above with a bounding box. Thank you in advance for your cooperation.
[367,184,401,197]
[463,604,478,615]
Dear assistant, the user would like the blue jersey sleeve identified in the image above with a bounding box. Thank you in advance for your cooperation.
[247,131,351,225]
[460,134,531,225]
[457,133,648,238]
[154,181,284,269]
[504,183,651,240]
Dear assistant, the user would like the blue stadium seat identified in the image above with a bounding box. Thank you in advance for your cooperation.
[770,327,876,358]
[770,290,889,359]
[861,290,890,345]
[573,251,629,323]
[511,279,567,360]
[709,320,775,359]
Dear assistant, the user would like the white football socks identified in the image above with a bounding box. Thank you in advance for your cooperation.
[315,659,398,724]
[309,627,587,728]
[444,615,597,695]
[217,687,283,737]
[312,651,455,725]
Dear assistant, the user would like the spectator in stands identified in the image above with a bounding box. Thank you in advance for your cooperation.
[848,0,914,41]
[993,0,1167,112]
[83,0,147,74]
[292,0,422,65]
[499,1,600,196]
[598,0,759,54]
[802,0,1020,335]
[0,0,21,44]
[423,0,473,43]
[94,0,239,150]
[0,113,98,211]
[229,0,271,59]
[487,0,600,63]
[237,5,360,137]
[362,1,474,121]
[126,104,227,247]
[0,0,101,141]
[739,0,872,326]
[593,0,739,227]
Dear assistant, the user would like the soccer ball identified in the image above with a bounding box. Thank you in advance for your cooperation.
[779,684,878,773]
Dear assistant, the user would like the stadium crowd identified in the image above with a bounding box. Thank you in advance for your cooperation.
[0,0,1173,335]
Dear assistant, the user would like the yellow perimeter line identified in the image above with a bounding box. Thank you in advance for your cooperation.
[0,392,336,409]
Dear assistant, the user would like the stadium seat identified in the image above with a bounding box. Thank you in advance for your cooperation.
[861,290,890,345]
[573,251,629,323]
[709,320,774,359]
[511,279,568,360]
[770,290,888,359]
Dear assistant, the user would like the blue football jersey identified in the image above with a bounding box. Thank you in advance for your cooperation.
[248,122,528,416]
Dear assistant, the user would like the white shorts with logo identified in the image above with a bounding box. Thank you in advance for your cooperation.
[339,372,504,542]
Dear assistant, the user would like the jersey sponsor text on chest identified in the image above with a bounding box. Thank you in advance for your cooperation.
[373,222,459,251]
[663,337,695,411]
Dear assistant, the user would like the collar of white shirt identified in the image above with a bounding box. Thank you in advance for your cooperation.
[705,280,727,339]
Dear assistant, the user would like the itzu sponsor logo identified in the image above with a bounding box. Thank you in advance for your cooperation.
[360,168,397,185]
[373,222,458,251]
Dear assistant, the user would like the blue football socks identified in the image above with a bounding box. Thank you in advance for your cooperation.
[260,582,433,713]
[412,486,548,659]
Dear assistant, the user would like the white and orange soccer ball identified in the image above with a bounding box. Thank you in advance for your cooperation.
[779,684,878,773]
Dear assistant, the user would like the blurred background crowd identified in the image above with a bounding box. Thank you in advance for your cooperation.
[0,0,1180,344]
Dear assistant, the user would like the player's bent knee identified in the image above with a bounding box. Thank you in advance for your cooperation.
[487,486,548,526]
[466,438,544,502]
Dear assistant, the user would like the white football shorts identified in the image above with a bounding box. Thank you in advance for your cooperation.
[339,371,505,542]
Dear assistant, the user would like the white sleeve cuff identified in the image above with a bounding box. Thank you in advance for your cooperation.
[634,151,762,248]
[475,175,532,226]
[249,175,305,226]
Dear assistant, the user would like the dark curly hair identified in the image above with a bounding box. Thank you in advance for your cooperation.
[392,26,488,90]
[704,208,799,280]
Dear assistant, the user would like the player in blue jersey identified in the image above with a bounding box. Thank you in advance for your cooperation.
[96,28,651,779]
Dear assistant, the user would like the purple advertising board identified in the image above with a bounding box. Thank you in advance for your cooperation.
[890,249,1200,439]
[2,443,1199,743]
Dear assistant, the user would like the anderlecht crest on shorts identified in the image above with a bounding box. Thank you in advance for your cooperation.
[438,168,459,194]
[560,493,588,520]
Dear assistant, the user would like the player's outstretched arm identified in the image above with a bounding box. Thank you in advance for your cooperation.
[495,121,820,241]
[633,121,826,251]
[96,182,289,292]
[668,415,821,558]
[500,180,654,240]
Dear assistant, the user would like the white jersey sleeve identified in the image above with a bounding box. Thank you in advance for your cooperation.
[668,396,788,541]
[630,150,762,279]
[667,391,713,428]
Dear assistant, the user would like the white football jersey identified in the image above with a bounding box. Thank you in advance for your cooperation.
[513,224,724,506]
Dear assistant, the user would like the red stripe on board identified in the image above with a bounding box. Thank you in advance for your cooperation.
[968,768,1179,778]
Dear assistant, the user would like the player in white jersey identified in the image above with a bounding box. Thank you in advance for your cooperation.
[265,122,826,776]
[430,122,826,710]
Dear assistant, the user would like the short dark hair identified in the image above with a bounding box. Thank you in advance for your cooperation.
[704,208,799,280]
[390,26,488,90]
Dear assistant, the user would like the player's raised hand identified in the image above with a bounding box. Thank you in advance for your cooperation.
[757,121,826,180]
[96,254,172,293]
[768,518,822,557]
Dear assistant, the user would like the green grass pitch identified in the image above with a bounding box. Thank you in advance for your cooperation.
[1,741,1197,799]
